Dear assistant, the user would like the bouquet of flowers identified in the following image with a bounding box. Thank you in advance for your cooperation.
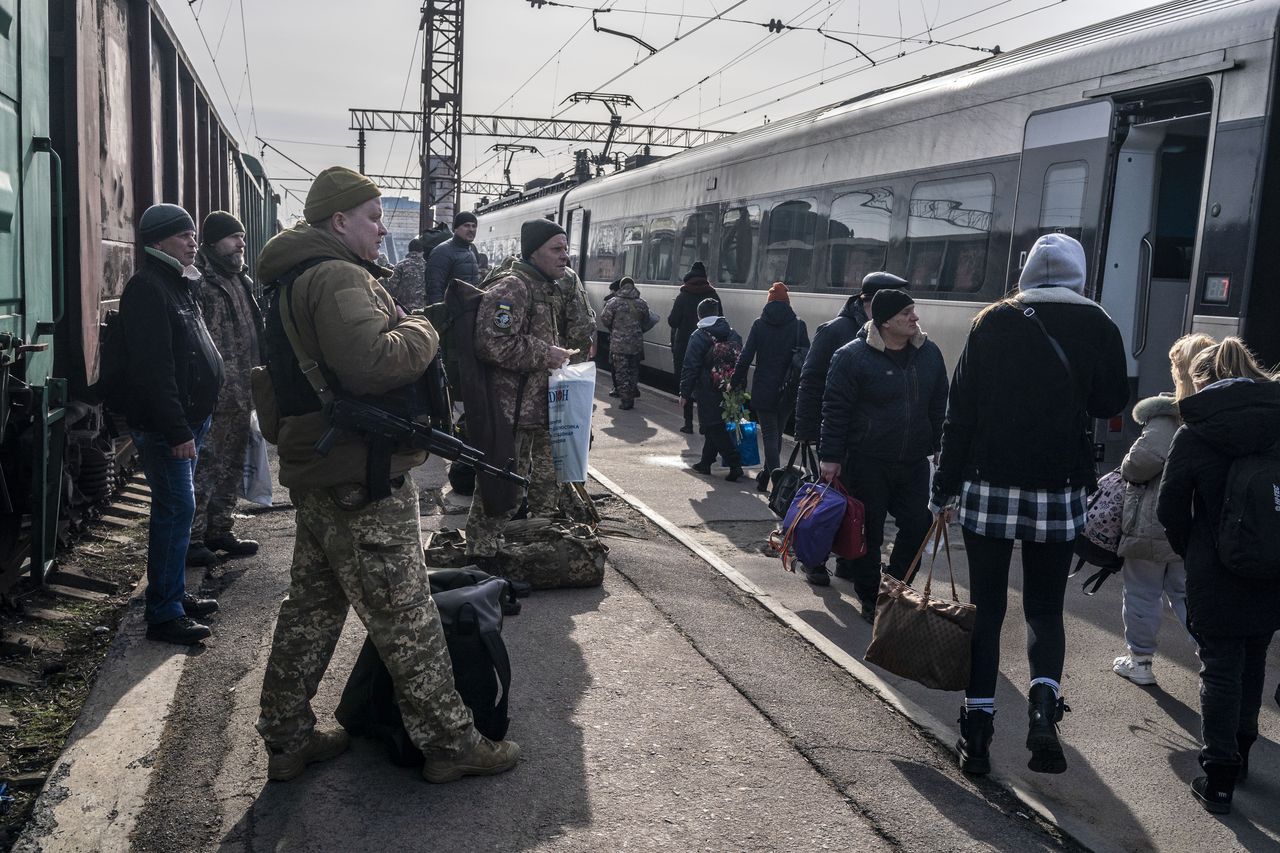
[710,341,751,439]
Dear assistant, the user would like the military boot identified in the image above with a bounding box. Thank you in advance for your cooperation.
[422,736,521,784]
[957,709,994,775]
[267,729,350,782]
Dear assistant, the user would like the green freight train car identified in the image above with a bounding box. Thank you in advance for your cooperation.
[0,0,279,595]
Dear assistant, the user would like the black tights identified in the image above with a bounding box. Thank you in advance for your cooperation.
[963,528,1074,698]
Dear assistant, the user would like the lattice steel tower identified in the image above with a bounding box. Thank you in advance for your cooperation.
[420,0,463,231]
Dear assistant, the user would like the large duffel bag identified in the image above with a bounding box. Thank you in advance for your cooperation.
[425,518,607,589]
[334,568,514,767]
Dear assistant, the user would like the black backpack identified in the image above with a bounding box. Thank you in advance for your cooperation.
[334,569,515,766]
[88,309,129,410]
[1217,445,1280,579]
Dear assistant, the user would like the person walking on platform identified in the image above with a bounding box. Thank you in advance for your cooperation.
[119,204,223,645]
[1157,338,1280,815]
[384,237,428,311]
[1111,333,1215,685]
[669,261,719,433]
[601,277,622,396]
[425,211,480,305]
[600,277,649,410]
[793,271,906,447]
[932,233,1128,777]
[255,166,518,784]
[189,211,264,569]
[464,220,575,565]
[681,298,744,482]
[815,290,945,602]
[733,282,810,491]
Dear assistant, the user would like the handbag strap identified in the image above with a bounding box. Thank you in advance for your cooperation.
[1016,301,1078,396]
[779,486,823,572]
[901,514,960,602]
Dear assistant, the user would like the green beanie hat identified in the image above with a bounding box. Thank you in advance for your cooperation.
[304,166,381,224]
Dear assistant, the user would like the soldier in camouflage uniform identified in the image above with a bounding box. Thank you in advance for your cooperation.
[465,220,574,563]
[599,276,649,409]
[255,166,519,783]
[189,212,264,566]
[383,237,428,311]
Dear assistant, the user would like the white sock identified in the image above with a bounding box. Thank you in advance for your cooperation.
[1029,677,1061,699]
[964,697,995,715]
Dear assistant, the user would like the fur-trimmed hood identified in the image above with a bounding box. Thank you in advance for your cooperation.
[864,320,927,353]
[1131,392,1179,425]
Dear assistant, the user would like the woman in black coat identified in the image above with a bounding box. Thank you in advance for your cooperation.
[932,234,1129,778]
[668,261,718,433]
[733,282,809,491]
[1156,338,1280,815]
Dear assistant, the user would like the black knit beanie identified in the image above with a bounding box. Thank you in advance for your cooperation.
[684,260,708,283]
[871,289,915,326]
[139,203,196,245]
[521,218,566,259]
[453,211,478,230]
[201,210,245,245]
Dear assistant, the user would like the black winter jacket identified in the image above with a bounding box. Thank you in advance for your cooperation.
[679,318,741,430]
[733,301,809,412]
[1157,378,1280,637]
[794,295,866,441]
[119,253,224,445]
[934,288,1129,497]
[425,236,480,305]
[819,323,947,464]
[667,278,718,370]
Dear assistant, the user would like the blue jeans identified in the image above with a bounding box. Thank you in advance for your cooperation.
[133,419,209,624]
[1196,631,1274,765]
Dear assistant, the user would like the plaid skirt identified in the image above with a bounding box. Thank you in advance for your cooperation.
[957,480,1087,543]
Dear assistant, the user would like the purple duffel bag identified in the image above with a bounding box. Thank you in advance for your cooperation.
[779,481,848,571]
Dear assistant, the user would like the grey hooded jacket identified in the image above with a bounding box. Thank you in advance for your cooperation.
[1117,394,1180,562]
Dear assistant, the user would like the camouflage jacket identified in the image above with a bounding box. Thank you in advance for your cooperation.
[599,279,649,356]
[557,267,597,362]
[474,260,564,430]
[384,251,427,311]
[195,248,263,411]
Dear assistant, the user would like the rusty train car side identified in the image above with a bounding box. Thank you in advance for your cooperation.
[0,0,279,595]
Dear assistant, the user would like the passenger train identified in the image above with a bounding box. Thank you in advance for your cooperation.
[475,0,1280,459]
[1,0,279,592]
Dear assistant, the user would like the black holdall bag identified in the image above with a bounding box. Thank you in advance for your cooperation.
[768,441,819,518]
[335,569,515,767]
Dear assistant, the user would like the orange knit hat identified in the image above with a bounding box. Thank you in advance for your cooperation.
[767,281,789,303]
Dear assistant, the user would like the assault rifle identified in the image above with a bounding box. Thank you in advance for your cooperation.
[314,398,529,489]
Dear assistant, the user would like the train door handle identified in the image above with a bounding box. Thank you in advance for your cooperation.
[1132,234,1155,358]
[31,138,65,327]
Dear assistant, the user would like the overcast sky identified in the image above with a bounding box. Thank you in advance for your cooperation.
[158,0,1173,221]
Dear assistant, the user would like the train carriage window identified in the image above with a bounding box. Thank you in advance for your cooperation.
[827,188,893,289]
[645,217,678,282]
[1039,161,1087,240]
[587,222,619,281]
[764,200,818,288]
[619,223,644,280]
[678,211,714,273]
[906,175,994,293]
[720,205,761,285]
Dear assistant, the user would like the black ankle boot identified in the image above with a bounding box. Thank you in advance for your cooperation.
[1026,684,1069,774]
[726,466,744,482]
[957,709,994,775]
[1237,733,1257,782]
[1192,762,1238,815]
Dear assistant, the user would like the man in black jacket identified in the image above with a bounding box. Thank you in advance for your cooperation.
[815,290,948,614]
[425,211,480,305]
[794,271,906,443]
[120,203,224,645]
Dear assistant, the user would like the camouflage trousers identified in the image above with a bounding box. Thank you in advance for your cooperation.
[465,427,557,557]
[611,353,641,404]
[192,404,251,544]
[257,477,479,757]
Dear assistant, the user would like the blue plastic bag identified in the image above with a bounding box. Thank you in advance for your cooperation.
[726,421,760,467]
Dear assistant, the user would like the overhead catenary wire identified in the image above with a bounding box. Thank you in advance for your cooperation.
[185,0,250,144]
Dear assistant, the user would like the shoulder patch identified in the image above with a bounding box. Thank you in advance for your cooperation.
[494,307,513,329]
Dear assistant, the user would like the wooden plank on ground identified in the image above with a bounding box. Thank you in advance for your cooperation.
[98,515,140,530]
[101,503,149,520]
[47,566,117,594]
[18,607,74,624]
[1,771,48,789]
[84,530,133,546]
[0,666,36,689]
[0,706,18,727]
[44,584,108,603]
[0,632,66,658]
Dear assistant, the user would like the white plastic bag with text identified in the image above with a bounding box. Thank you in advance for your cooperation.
[240,410,274,507]
[548,361,596,483]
